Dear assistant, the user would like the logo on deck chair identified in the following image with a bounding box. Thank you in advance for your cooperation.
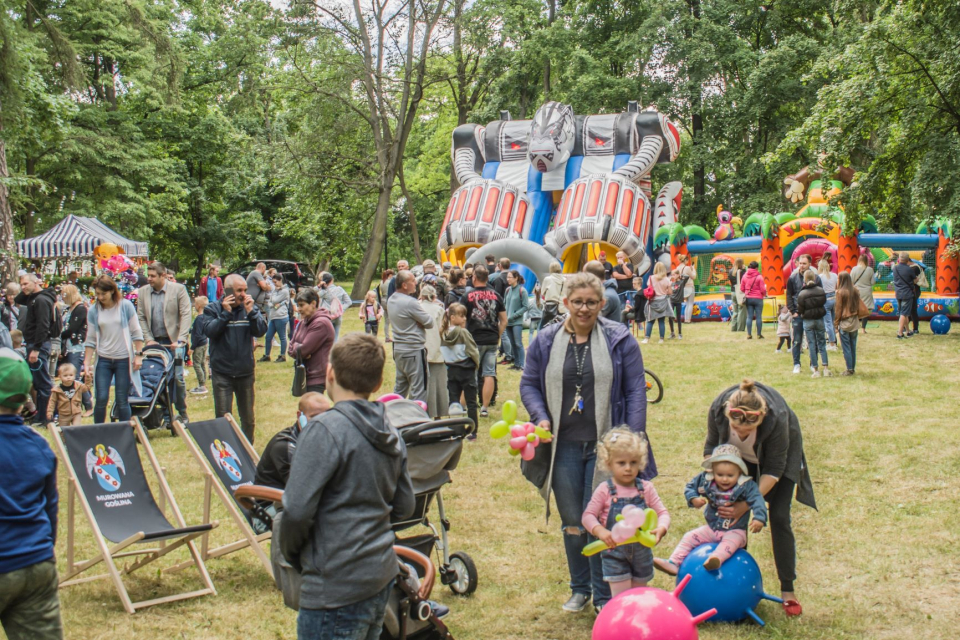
[85,444,126,492]
[211,439,243,482]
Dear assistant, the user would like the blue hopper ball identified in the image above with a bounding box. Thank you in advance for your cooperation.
[930,314,951,335]
[676,543,782,625]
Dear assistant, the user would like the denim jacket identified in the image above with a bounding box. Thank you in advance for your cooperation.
[684,471,767,531]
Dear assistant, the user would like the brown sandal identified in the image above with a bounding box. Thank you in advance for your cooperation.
[783,599,803,617]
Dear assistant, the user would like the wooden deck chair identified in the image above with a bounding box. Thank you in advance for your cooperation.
[170,414,273,577]
[50,419,218,614]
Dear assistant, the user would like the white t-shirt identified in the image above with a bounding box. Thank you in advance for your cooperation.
[726,428,759,464]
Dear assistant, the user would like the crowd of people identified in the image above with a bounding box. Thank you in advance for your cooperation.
[0,246,937,640]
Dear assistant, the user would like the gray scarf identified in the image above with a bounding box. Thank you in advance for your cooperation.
[539,321,614,519]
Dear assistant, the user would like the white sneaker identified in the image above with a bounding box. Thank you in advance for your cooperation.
[792,364,801,374]
[775,349,782,354]
[641,339,649,344]
[811,369,821,378]
[822,367,833,377]
[810,366,816,374]
[659,339,664,344]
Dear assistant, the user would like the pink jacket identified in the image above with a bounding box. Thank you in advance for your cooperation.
[739,268,767,299]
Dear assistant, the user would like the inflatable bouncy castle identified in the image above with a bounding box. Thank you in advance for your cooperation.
[436,101,681,282]
[435,103,959,321]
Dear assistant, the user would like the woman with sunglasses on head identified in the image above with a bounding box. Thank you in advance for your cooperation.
[704,378,816,617]
[520,272,651,615]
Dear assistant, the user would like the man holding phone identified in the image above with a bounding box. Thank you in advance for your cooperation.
[202,274,268,442]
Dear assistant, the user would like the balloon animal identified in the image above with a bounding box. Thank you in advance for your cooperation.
[582,505,659,556]
[489,400,551,460]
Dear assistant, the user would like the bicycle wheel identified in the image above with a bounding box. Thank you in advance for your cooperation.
[644,368,663,404]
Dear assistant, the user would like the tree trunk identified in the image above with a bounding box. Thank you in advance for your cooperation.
[398,163,423,264]
[350,168,398,299]
[692,111,705,217]
[544,0,555,98]
[0,108,18,283]
[24,156,36,238]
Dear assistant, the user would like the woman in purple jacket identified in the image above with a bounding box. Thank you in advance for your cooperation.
[288,288,335,395]
[519,272,651,615]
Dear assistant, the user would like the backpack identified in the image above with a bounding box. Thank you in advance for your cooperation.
[325,295,344,320]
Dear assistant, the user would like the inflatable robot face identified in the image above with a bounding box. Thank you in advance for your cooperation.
[528,101,575,173]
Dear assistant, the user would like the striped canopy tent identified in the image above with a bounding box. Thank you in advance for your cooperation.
[17,215,149,259]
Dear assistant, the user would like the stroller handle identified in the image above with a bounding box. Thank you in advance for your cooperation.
[234,485,283,510]
[234,485,436,599]
[400,417,475,442]
[394,546,435,600]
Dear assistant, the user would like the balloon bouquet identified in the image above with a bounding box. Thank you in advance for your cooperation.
[95,243,139,303]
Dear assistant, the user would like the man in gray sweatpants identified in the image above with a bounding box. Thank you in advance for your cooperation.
[387,270,433,402]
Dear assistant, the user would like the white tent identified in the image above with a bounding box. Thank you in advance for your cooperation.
[17,215,149,259]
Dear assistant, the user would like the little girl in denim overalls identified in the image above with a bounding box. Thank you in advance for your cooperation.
[582,427,671,602]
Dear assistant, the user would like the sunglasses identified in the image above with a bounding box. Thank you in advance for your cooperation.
[728,408,764,424]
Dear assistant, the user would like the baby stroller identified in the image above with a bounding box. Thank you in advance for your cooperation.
[111,345,176,433]
[386,400,477,596]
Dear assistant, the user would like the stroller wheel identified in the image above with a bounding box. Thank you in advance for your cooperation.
[447,551,477,596]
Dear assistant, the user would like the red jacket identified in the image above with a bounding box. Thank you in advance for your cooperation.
[288,309,335,386]
[199,276,225,302]
[739,268,767,299]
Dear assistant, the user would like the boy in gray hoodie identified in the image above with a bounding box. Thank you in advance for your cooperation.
[281,333,415,639]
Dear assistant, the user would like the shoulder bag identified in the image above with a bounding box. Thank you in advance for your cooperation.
[291,348,307,397]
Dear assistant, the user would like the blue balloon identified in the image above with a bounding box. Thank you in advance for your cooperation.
[930,314,951,335]
[675,543,781,626]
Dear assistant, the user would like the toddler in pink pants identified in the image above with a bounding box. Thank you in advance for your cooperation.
[655,444,767,574]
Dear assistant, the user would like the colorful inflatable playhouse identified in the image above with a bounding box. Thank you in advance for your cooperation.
[661,172,960,321]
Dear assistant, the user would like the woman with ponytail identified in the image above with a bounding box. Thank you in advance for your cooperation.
[704,378,816,617]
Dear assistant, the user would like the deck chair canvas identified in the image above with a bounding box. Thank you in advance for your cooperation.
[51,419,218,613]
[171,414,273,577]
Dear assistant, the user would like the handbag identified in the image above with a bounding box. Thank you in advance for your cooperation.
[670,275,688,305]
[291,348,307,397]
[643,283,656,300]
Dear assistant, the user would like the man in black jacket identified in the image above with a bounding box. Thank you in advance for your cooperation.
[892,252,917,339]
[254,392,330,491]
[784,254,821,375]
[202,274,268,442]
[14,274,58,424]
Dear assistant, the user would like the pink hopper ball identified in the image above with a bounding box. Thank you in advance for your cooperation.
[592,575,715,640]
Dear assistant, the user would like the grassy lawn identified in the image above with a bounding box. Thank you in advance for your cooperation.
[46,316,960,640]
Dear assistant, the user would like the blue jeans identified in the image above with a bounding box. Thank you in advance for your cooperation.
[27,342,53,422]
[839,329,858,371]
[331,317,342,342]
[745,298,764,336]
[65,350,85,377]
[95,356,132,423]
[508,324,525,368]
[265,318,288,357]
[500,325,513,360]
[551,439,610,606]
[791,316,805,366]
[297,579,392,640]
[644,318,665,339]
[803,318,828,368]
[824,295,837,343]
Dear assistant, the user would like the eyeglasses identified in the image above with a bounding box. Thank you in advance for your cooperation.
[728,408,764,424]
[568,299,601,310]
